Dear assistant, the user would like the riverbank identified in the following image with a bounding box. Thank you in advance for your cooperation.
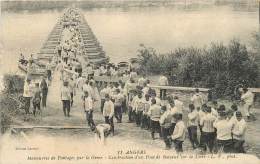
[2,0,258,12]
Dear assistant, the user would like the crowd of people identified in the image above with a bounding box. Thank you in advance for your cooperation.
[58,67,255,153]
[22,8,256,153]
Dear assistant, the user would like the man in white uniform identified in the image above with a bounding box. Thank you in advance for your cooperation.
[241,87,255,121]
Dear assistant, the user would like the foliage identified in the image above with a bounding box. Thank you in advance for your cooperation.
[0,74,24,133]
[3,74,25,94]
[137,40,259,98]
[249,31,260,58]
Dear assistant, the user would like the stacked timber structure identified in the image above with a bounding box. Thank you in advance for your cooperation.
[38,22,63,59]
[37,8,108,65]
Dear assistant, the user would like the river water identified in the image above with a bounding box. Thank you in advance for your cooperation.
[0,5,258,74]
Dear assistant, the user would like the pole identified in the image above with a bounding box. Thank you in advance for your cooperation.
[259,1,260,26]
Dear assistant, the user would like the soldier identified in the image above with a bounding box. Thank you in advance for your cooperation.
[170,113,186,152]
[32,83,42,117]
[160,105,173,149]
[148,98,161,140]
[134,92,145,126]
[61,81,71,117]
[82,91,95,131]
[95,124,111,145]
[23,78,33,115]
[113,89,124,123]
[103,94,115,135]
[40,76,48,109]
[200,107,216,153]
[241,87,255,121]
[232,111,247,153]
[187,104,199,149]
[141,94,151,129]
[158,74,168,100]
[214,111,233,153]
[191,88,204,111]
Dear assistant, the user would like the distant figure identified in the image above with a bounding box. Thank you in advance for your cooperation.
[40,76,48,109]
[61,81,71,117]
[76,75,85,91]
[210,100,218,118]
[142,82,149,96]
[137,74,147,88]
[129,69,138,79]
[94,123,111,145]
[32,83,42,117]
[158,74,168,100]
[150,92,161,106]
[19,53,26,65]
[69,77,76,106]
[46,60,52,82]
[86,64,93,79]
[56,60,64,81]
[57,45,62,58]
[75,61,82,77]
[241,87,255,121]
[23,78,33,115]
[191,88,204,111]
[173,96,184,113]
[28,54,34,64]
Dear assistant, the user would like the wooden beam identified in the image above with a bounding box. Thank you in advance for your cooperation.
[240,88,260,93]
[150,85,209,92]
[10,125,89,129]
[93,76,209,92]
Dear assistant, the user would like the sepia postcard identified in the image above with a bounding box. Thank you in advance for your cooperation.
[0,0,260,164]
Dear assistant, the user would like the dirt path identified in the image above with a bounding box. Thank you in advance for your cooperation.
[14,71,260,158]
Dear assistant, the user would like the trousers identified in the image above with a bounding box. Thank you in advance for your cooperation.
[115,105,122,122]
[101,99,105,113]
[173,140,183,152]
[85,110,95,130]
[105,116,114,135]
[62,100,71,117]
[135,111,143,126]
[41,89,48,108]
[233,139,245,153]
[161,127,171,148]
[24,97,31,114]
[201,131,215,152]
[187,126,199,149]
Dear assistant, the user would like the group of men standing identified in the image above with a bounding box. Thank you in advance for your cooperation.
[23,76,48,117]
[81,72,254,153]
